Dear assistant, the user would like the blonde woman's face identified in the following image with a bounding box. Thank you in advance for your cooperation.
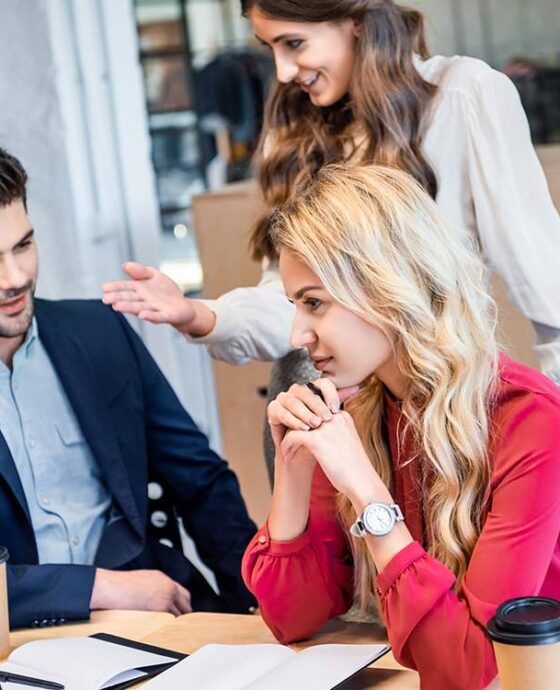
[250,9,358,107]
[280,251,403,394]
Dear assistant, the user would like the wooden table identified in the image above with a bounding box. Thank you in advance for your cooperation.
[5,610,173,658]
[6,610,501,689]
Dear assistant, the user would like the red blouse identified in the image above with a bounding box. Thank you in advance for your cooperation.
[242,356,560,689]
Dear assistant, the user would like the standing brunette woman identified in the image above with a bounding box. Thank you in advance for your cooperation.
[242,164,560,690]
[103,0,560,382]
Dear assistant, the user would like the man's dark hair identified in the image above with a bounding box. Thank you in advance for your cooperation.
[0,147,27,209]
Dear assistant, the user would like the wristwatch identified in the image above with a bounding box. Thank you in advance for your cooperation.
[350,502,404,538]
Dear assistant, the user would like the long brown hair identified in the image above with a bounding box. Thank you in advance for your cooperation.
[241,0,438,260]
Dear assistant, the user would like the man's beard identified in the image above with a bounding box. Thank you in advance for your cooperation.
[0,281,35,339]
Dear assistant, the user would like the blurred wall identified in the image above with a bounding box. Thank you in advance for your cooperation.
[411,0,560,67]
[0,0,222,448]
[0,1,85,298]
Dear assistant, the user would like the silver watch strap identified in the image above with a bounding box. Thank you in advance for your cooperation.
[350,519,368,538]
[350,503,404,538]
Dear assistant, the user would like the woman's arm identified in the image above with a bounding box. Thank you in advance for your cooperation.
[262,379,560,689]
[242,463,354,643]
[466,67,560,383]
[102,259,295,365]
[375,390,560,690]
[192,261,295,364]
[242,381,358,642]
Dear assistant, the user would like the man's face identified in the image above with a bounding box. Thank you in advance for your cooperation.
[0,200,37,342]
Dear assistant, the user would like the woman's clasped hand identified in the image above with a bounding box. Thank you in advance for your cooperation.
[267,380,381,499]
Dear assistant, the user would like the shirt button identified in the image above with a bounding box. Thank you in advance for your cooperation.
[72,536,80,546]
[41,496,50,506]
[29,439,36,449]
[258,535,267,544]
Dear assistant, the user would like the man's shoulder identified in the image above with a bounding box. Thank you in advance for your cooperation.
[35,298,136,353]
[35,298,126,330]
[36,297,116,317]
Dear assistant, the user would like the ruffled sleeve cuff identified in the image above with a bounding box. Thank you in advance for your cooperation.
[181,298,234,344]
[249,520,313,557]
[376,541,428,596]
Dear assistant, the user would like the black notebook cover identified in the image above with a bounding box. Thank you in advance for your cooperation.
[88,633,187,690]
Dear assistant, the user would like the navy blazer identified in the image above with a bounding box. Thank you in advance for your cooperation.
[1,299,257,628]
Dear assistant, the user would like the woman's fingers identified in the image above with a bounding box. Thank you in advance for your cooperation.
[101,281,138,301]
[111,300,147,315]
[309,378,342,412]
[278,393,325,428]
[268,400,311,431]
[102,264,160,305]
[268,381,361,441]
[296,384,333,421]
[137,309,169,323]
[337,385,362,405]
[123,261,156,280]
[309,379,361,410]
[280,430,313,463]
[270,423,286,449]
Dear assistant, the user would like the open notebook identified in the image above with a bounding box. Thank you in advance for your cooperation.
[141,642,390,690]
[0,633,184,690]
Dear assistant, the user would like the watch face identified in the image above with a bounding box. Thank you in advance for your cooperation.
[363,503,395,536]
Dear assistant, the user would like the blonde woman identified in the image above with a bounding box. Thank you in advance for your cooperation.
[242,165,560,690]
[103,0,560,384]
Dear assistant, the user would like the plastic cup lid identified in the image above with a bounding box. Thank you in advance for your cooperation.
[487,597,560,646]
[0,546,8,564]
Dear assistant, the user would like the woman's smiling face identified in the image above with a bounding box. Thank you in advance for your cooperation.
[250,9,358,107]
[280,251,404,395]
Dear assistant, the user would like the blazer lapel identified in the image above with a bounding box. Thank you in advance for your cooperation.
[0,432,32,524]
[36,305,143,541]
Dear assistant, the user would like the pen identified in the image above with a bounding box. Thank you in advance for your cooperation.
[306,380,325,403]
[0,671,65,689]
[307,380,346,411]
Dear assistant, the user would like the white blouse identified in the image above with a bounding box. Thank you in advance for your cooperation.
[189,55,560,383]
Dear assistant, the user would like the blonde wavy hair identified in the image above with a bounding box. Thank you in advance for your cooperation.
[270,165,499,608]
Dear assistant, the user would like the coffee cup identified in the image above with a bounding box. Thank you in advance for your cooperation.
[487,596,560,690]
[0,546,9,658]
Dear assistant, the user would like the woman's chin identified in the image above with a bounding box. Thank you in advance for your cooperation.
[324,373,361,390]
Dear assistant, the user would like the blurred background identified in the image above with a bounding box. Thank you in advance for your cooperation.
[0,0,558,456]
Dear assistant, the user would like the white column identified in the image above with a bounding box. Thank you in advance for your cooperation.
[0,0,222,447]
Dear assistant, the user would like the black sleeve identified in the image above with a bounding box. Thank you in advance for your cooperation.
[119,317,257,613]
[7,563,95,628]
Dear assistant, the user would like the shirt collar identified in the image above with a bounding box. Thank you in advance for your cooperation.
[0,317,37,377]
[11,317,39,369]
[21,317,38,357]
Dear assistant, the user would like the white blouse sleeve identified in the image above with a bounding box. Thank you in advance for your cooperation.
[466,68,560,384]
[183,258,294,365]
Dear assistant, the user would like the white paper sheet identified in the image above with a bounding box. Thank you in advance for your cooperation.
[140,642,389,690]
[141,644,295,690]
[1,636,176,689]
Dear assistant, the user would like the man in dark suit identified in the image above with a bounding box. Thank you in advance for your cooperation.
[0,147,257,628]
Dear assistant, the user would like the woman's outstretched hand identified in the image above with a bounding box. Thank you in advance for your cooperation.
[102,261,216,336]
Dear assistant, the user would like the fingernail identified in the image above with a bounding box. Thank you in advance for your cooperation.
[301,424,311,431]
[331,403,341,414]
[310,416,322,428]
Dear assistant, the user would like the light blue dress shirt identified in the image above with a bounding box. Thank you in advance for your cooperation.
[0,319,111,564]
